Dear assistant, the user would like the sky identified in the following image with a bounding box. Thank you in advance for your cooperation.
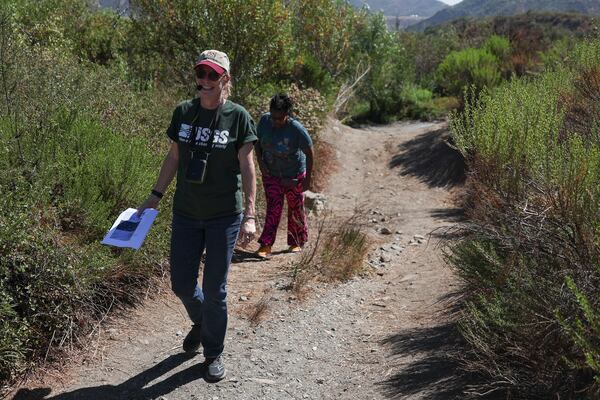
[439,0,462,5]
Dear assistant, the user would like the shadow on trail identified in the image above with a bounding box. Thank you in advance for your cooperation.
[430,208,465,223]
[380,323,466,400]
[231,248,290,263]
[231,248,265,263]
[389,128,466,188]
[380,323,503,400]
[11,353,210,400]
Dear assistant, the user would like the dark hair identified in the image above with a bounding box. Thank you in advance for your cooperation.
[269,93,293,115]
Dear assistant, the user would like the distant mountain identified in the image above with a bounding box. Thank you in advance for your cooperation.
[348,0,448,18]
[410,0,600,31]
[385,15,427,30]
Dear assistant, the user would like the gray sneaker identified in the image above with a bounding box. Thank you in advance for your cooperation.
[205,356,226,382]
[182,324,202,353]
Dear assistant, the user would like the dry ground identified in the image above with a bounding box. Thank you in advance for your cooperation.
[9,118,467,400]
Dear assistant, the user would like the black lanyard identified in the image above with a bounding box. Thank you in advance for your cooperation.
[190,101,222,154]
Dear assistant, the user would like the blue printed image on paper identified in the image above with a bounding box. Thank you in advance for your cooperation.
[110,219,140,241]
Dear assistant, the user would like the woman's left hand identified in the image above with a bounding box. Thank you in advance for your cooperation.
[238,218,256,248]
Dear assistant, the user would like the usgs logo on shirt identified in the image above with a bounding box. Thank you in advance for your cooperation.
[178,123,230,149]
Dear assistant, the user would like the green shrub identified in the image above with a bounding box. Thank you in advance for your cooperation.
[128,0,294,100]
[483,35,511,65]
[402,85,433,104]
[434,35,510,100]
[436,47,502,98]
[0,7,172,386]
[350,13,415,123]
[11,0,89,50]
[291,53,337,97]
[540,37,577,70]
[452,72,568,196]
[38,115,158,236]
[398,28,462,91]
[0,187,81,381]
[289,0,367,81]
[560,276,600,387]
[448,39,600,397]
[399,84,448,121]
[72,10,129,65]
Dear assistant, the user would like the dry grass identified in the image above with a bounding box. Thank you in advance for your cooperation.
[245,290,272,327]
[289,213,370,298]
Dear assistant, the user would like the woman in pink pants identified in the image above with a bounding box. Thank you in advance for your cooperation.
[255,93,313,258]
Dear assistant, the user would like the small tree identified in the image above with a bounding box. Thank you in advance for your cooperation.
[353,13,415,122]
[289,0,366,82]
[128,0,293,100]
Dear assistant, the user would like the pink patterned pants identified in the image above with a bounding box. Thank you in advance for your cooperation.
[258,172,308,247]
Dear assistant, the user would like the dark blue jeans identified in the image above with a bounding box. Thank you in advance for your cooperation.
[170,212,242,358]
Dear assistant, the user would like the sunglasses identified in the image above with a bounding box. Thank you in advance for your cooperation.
[195,68,222,81]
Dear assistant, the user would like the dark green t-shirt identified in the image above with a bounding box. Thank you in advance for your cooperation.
[166,98,257,220]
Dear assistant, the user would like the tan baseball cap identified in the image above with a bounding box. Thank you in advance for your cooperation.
[194,50,230,75]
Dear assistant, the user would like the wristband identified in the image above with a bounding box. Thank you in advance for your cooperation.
[151,189,164,199]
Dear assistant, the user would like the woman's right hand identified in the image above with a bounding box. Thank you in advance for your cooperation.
[137,194,160,217]
[238,218,256,248]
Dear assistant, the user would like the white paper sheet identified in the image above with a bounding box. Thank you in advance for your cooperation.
[101,208,158,250]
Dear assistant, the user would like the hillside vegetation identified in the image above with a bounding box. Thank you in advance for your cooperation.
[450,39,600,398]
[411,0,600,31]
[400,12,600,97]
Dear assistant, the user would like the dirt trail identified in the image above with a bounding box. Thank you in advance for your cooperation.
[10,119,465,400]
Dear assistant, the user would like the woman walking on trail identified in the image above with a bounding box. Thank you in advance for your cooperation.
[255,93,314,258]
[137,50,257,382]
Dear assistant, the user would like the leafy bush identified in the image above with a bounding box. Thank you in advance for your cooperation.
[350,13,415,123]
[398,28,462,90]
[540,37,579,71]
[71,9,129,65]
[0,191,83,380]
[436,47,502,98]
[483,35,511,63]
[0,7,173,386]
[11,0,89,49]
[128,0,294,99]
[289,0,367,82]
[399,84,452,121]
[483,35,511,77]
[448,39,600,397]
[560,276,600,392]
[291,53,336,96]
